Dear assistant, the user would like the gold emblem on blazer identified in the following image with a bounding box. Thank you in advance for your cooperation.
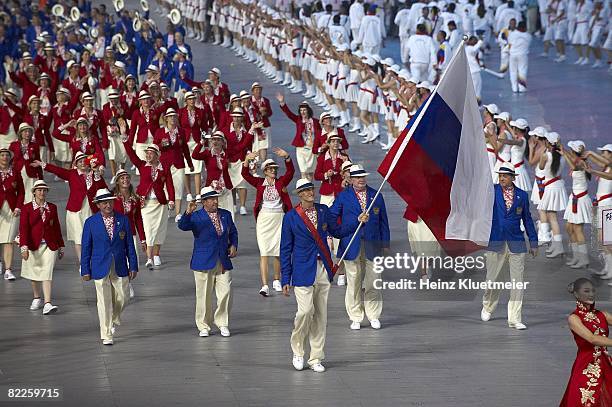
[49,219,54,226]
[119,230,126,240]
[373,207,380,215]
[322,223,328,231]
[516,207,523,215]
[282,187,287,193]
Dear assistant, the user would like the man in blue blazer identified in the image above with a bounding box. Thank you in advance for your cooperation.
[178,187,238,338]
[281,179,360,373]
[482,164,538,331]
[81,189,138,346]
[329,164,390,331]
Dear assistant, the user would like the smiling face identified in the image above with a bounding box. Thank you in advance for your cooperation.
[298,187,315,203]
[351,176,367,190]
[96,200,114,216]
[498,173,515,187]
[328,138,340,151]
[0,151,11,166]
[264,165,278,178]
[203,196,219,212]
[145,150,158,163]
[19,129,33,143]
[33,187,48,201]
[118,174,131,188]
[575,281,595,304]
[166,115,177,127]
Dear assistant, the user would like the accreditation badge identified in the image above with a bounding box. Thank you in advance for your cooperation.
[119,231,126,240]
[516,206,523,215]
[373,207,380,215]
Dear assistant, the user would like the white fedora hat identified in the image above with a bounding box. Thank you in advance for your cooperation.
[93,188,117,203]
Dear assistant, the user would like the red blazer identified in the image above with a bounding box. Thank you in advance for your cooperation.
[19,202,64,251]
[23,112,53,150]
[9,71,38,105]
[224,126,254,163]
[178,106,213,142]
[33,55,64,77]
[50,93,80,130]
[0,105,11,134]
[217,82,231,106]
[128,105,166,144]
[113,195,146,242]
[314,151,350,197]
[241,158,295,219]
[313,127,349,155]
[0,167,25,210]
[279,104,321,148]
[100,101,130,145]
[123,142,175,204]
[251,96,273,127]
[8,140,43,180]
[153,127,193,170]
[120,91,139,122]
[61,77,85,100]
[2,101,23,133]
[54,130,105,167]
[192,144,233,190]
[43,163,107,212]
[201,94,225,125]
[72,107,103,147]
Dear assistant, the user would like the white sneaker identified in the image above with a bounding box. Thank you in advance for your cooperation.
[239,206,247,215]
[481,308,491,322]
[219,326,231,337]
[510,322,527,330]
[555,55,567,62]
[111,325,116,336]
[310,363,326,373]
[292,355,304,371]
[174,214,182,223]
[102,339,114,345]
[579,58,589,66]
[337,274,346,286]
[272,280,282,292]
[199,329,210,337]
[574,57,584,64]
[153,256,162,267]
[146,259,154,270]
[350,321,361,330]
[369,319,381,329]
[186,193,194,202]
[259,285,269,297]
[592,60,603,68]
[4,269,15,281]
[30,298,44,310]
[42,303,58,315]
[129,283,135,299]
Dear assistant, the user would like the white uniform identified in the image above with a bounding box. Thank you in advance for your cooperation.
[465,40,484,100]
[510,139,532,191]
[508,30,532,93]
[571,0,593,45]
[355,15,384,54]
[537,151,568,211]
[544,0,568,42]
[563,170,592,224]
[349,1,365,40]
[395,8,412,63]
[406,34,437,82]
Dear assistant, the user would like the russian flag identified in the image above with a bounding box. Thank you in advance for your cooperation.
[378,42,494,256]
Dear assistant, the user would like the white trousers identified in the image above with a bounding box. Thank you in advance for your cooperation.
[471,71,482,100]
[290,264,330,366]
[509,54,528,93]
[482,243,526,325]
[343,243,383,322]
[410,62,430,83]
[193,262,232,331]
[94,265,129,340]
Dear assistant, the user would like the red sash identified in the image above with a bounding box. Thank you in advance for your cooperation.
[572,190,588,213]
[594,193,612,206]
[294,204,338,276]
[360,88,377,104]
[539,176,560,199]
[514,161,524,168]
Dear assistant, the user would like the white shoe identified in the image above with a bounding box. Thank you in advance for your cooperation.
[259,285,269,297]
[199,329,210,337]
[153,256,162,267]
[42,302,58,315]
[111,325,116,336]
[350,321,361,330]
[239,206,247,215]
[370,319,381,329]
[292,355,304,371]
[102,339,114,345]
[574,57,584,64]
[592,60,603,68]
[129,283,135,299]
[509,322,527,330]
[30,298,44,310]
[481,308,491,322]
[186,193,194,202]
[175,214,182,223]
[554,55,567,62]
[337,274,346,286]
[310,363,326,373]
[146,259,154,270]
[4,269,15,281]
[272,280,282,292]
[539,52,548,57]
[579,58,589,66]
[219,327,231,337]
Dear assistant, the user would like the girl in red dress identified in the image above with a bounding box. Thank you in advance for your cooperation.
[560,278,612,406]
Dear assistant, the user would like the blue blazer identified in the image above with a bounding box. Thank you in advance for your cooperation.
[178,208,238,271]
[488,184,538,253]
[280,203,357,287]
[329,186,390,261]
[81,212,138,279]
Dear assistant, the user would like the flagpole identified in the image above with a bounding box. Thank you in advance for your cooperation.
[333,39,469,269]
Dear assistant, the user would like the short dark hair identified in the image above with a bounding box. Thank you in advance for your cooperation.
[416,23,426,33]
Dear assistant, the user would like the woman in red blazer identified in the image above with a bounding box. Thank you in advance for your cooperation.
[313,112,350,155]
[123,139,175,269]
[241,148,295,297]
[192,131,234,217]
[154,108,194,222]
[53,116,106,169]
[31,151,107,269]
[112,169,146,292]
[19,180,64,314]
[275,94,321,180]
[314,134,351,207]
[0,147,25,281]
[9,123,43,204]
